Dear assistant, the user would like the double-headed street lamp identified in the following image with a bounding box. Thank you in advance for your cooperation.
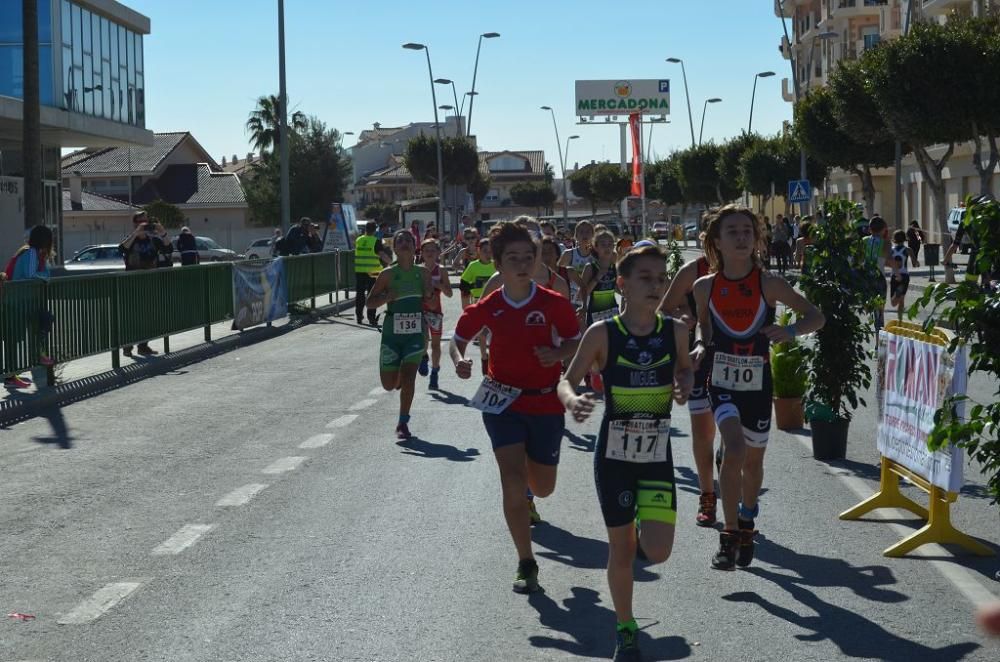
[666,57,696,148]
[541,106,573,225]
[467,32,500,138]
[439,104,455,117]
[747,71,775,134]
[434,78,461,123]
[699,98,722,145]
[403,42,445,231]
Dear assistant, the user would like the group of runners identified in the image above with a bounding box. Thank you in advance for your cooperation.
[362,208,825,661]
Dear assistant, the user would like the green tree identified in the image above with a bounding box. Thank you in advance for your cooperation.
[364,202,399,226]
[570,168,598,214]
[510,181,557,216]
[646,157,685,207]
[588,163,631,213]
[142,199,186,228]
[796,85,895,217]
[543,162,556,185]
[404,135,480,189]
[675,143,738,205]
[245,94,307,154]
[865,21,970,238]
[738,138,786,208]
[717,133,763,195]
[468,171,492,212]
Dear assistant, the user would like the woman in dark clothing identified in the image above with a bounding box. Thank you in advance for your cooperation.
[906,220,924,267]
[177,227,199,266]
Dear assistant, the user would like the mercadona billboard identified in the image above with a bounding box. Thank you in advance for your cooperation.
[575,80,670,117]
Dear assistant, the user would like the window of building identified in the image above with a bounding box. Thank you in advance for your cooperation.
[0,0,55,105]
[862,26,881,51]
[485,189,500,202]
[488,155,529,172]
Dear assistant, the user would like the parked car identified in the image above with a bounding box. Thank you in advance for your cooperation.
[651,222,670,240]
[684,223,699,240]
[244,237,274,259]
[171,235,238,263]
[946,207,973,254]
[63,244,125,271]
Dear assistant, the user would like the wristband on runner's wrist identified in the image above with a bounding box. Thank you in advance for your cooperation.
[786,323,798,339]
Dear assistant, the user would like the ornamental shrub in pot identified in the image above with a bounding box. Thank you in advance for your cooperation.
[799,199,882,460]
[771,310,808,430]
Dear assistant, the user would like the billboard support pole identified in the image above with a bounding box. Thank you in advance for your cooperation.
[619,123,627,172]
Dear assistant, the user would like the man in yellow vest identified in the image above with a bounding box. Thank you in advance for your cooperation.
[355,221,388,325]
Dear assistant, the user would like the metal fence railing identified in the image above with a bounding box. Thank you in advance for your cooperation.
[0,251,354,376]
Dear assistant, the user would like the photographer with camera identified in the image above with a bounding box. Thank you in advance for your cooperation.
[118,211,170,357]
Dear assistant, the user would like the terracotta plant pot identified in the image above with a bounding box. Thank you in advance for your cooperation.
[773,396,804,431]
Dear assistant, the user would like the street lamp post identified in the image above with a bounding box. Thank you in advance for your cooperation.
[434,79,461,126]
[439,104,455,117]
[699,98,722,145]
[666,58,696,148]
[461,91,478,117]
[541,106,568,225]
[747,71,775,134]
[466,32,500,138]
[403,43,445,233]
[278,0,291,235]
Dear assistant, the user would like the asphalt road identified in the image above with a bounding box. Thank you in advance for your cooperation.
[2,282,999,662]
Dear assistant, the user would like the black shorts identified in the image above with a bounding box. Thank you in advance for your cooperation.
[890,274,910,299]
[482,411,564,466]
[594,424,677,528]
[708,384,773,448]
[688,355,712,416]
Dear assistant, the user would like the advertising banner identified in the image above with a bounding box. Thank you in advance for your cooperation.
[629,113,643,197]
[322,202,355,252]
[232,259,288,330]
[575,79,670,117]
[875,330,968,492]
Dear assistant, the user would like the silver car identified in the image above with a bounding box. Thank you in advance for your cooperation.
[63,244,125,272]
[171,235,238,263]
[244,237,274,259]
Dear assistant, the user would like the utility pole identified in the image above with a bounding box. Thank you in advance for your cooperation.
[23,0,42,230]
[278,0,291,235]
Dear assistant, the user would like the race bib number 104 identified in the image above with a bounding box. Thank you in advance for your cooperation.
[605,419,670,464]
[469,377,522,415]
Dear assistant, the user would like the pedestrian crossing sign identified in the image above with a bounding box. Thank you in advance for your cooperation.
[788,179,812,204]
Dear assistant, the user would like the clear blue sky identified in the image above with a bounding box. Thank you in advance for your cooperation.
[128,0,793,170]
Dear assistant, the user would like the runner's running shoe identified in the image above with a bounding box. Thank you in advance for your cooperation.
[418,354,429,377]
[428,368,439,390]
[736,526,757,568]
[4,376,31,389]
[512,558,540,594]
[528,498,542,525]
[395,423,412,442]
[696,492,717,527]
[711,530,738,571]
[613,627,642,661]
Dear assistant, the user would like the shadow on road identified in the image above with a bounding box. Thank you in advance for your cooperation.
[722,586,979,661]
[532,522,659,582]
[563,428,595,453]
[428,389,468,406]
[527,587,691,660]
[31,404,74,449]
[398,435,480,462]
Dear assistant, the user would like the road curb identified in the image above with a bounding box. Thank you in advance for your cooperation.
[0,299,354,428]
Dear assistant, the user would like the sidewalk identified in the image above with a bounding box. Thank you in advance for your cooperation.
[0,296,354,426]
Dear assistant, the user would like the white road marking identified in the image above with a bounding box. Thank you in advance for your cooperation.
[57,581,143,625]
[326,414,358,428]
[299,433,334,449]
[369,386,386,396]
[790,432,998,606]
[262,456,307,474]
[151,524,215,555]
[349,398,378,410]
[216,483,268,507]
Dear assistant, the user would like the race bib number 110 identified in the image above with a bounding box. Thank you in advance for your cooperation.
[711,352,764,391]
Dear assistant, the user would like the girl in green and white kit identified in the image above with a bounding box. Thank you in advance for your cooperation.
[366,230,433,440]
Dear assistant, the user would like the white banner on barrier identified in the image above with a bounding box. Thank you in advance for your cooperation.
[875,330,968,492]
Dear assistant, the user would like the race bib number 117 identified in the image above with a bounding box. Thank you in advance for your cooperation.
[605,419,670,464]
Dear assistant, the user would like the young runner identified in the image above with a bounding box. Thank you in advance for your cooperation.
[450,222,581,594]
[582,230,620,326]
[657,251,719,526]
[418,238,453,389]
[559,244,693,662]
[889,230,910,322]
[558,220,597,321]
[863,216,891,331]
[480,235,570,302]
[366,230,433,441]
[460,238,496,375]
[691,205,824,570]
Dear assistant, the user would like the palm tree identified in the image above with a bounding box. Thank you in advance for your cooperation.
[245,95,307,154]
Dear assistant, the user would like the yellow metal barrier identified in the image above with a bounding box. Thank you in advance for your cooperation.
[839,320,993,557]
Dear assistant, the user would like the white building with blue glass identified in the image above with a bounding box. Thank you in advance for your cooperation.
[0,0,152,261]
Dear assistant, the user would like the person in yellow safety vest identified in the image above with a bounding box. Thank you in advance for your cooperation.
[355,221,389,326]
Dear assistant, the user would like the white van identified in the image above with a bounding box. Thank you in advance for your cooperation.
[946,207,973,254]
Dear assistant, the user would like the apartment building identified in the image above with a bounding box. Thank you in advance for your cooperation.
[775,0,1000,236]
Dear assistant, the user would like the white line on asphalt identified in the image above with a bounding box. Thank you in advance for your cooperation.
[216,483,268,507]
[151,524,215,555]
[349,398,378,410]
[326,414,358,428]
[261,456,307,474]
[299,433,334,449]
[790,432,998,606]
[369,386,386,396]
[57,581,143,625]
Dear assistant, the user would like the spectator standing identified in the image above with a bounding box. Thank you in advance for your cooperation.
[119,218,170,356]
[906,220,924,267]
[2,225,56,388]
[153,218,174,268]
[279,217,312,256]
[771,214,790,274]
[269,228,283,258]
[307,223,323,253]
[354,221,386,326]
[177,227,199,265]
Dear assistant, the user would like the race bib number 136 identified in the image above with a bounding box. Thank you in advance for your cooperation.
[393,312,422,335]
